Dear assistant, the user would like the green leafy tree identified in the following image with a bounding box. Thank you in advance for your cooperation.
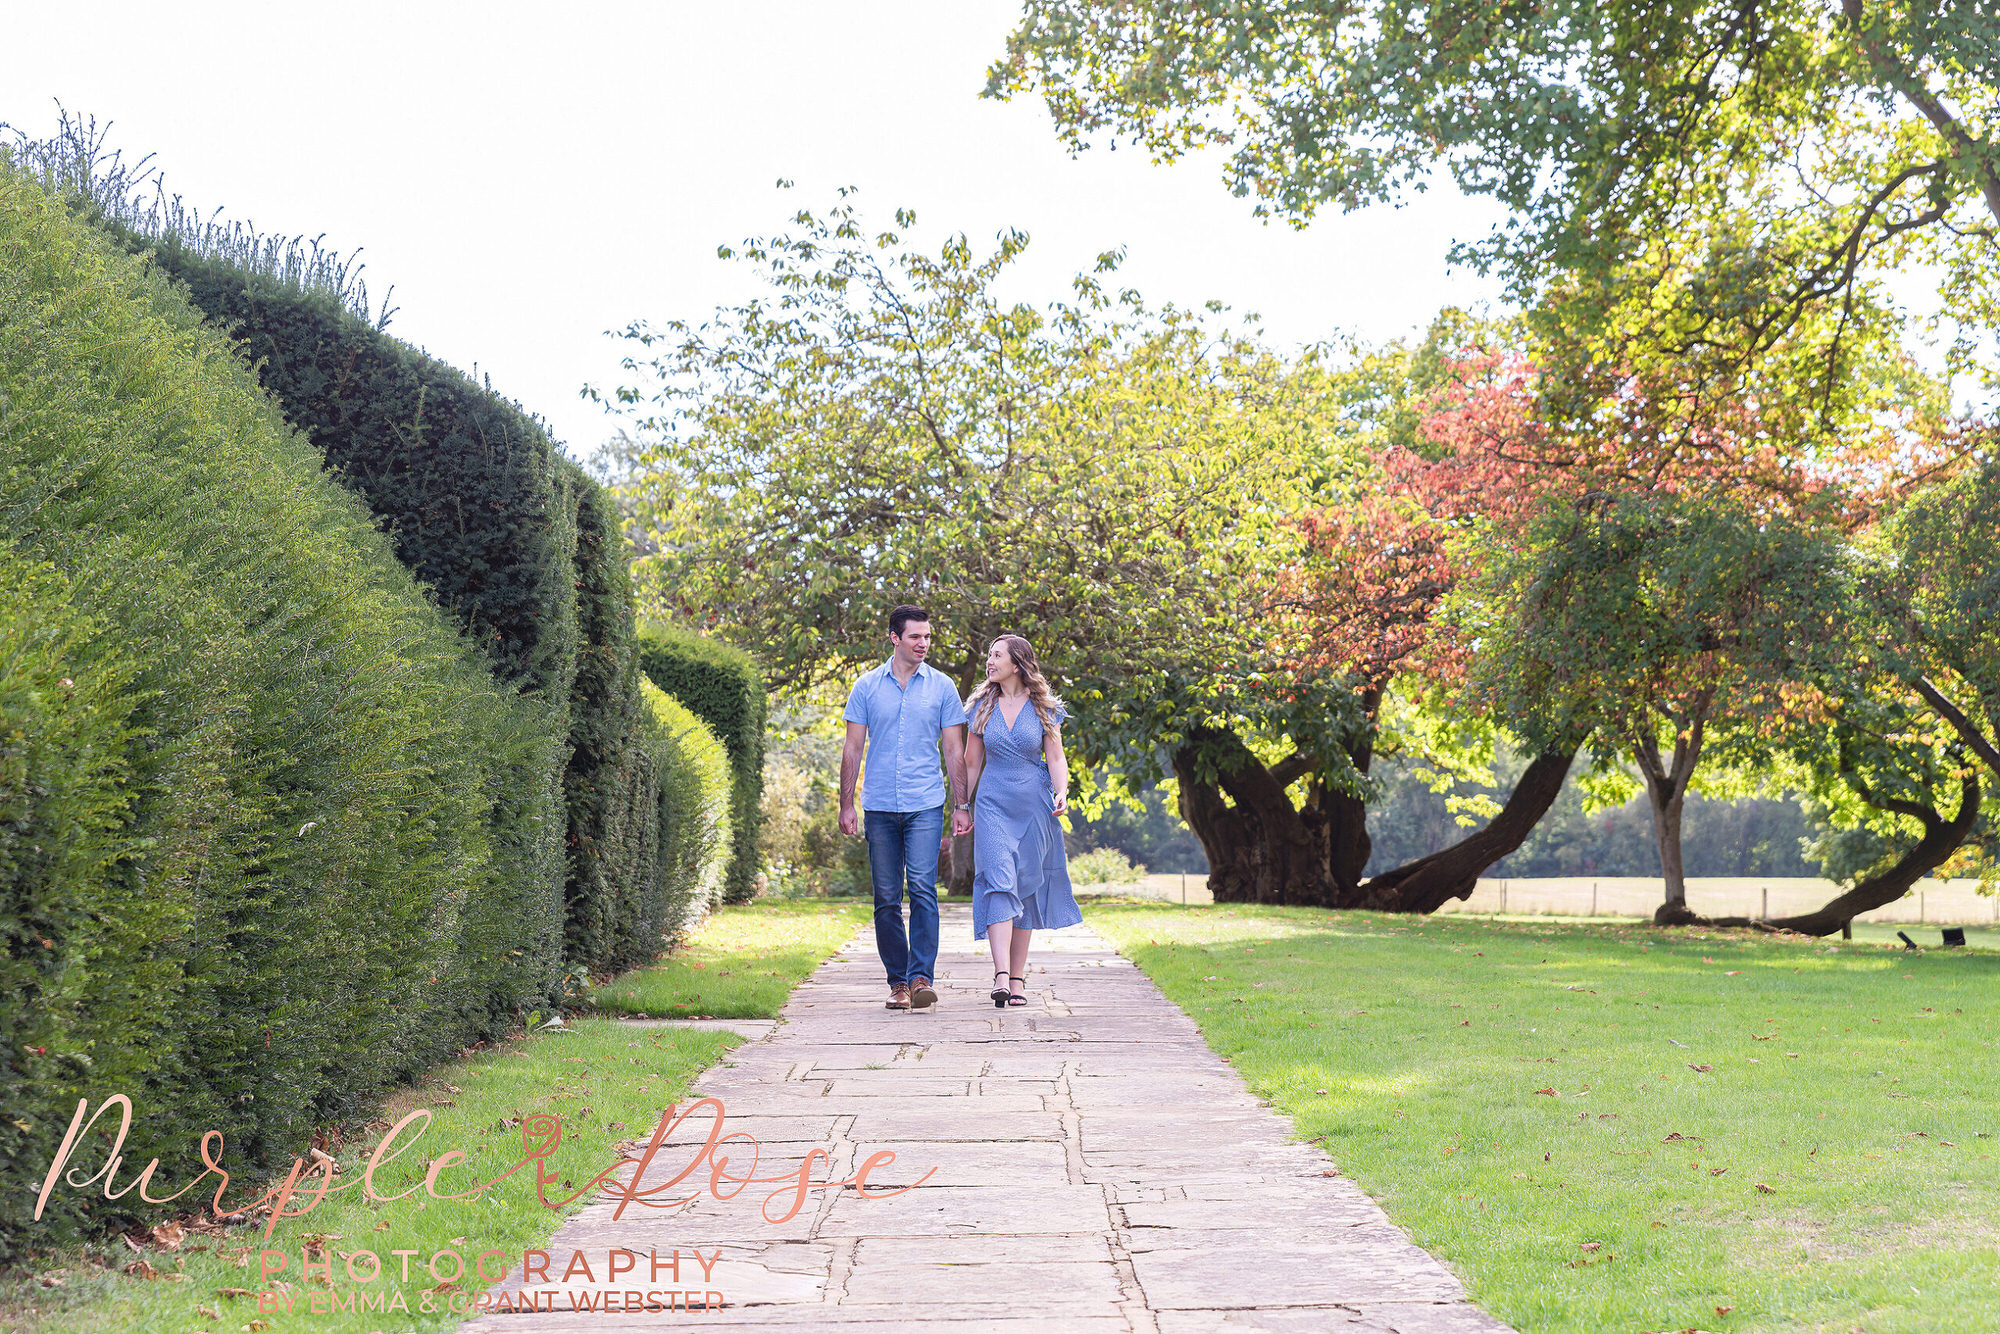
[595,194,1332,890]
[1460,490,1849,923]
[987,2,1999,404]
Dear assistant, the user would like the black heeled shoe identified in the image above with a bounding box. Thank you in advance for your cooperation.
[1006,974,1028,1006]
[990,969,1010,1008]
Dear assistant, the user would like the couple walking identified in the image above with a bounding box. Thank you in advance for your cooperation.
[839,605,1082,1010]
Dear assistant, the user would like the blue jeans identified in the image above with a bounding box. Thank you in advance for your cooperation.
[864,807,942,986]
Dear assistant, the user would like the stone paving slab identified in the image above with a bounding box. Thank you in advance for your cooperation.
[461,906,1512,1333]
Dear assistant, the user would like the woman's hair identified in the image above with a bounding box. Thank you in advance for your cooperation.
[968,634,1064,738]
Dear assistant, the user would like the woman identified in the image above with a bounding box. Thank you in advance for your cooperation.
[961,634,1083,1007]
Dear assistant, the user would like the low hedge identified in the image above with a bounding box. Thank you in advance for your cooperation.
[0,165,558,1259]
[636,625,766,903]
[640,682,734,944]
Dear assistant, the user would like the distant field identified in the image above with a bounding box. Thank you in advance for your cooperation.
[1078,873,1997,927]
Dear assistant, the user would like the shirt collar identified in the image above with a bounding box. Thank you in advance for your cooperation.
[879,656,932,684]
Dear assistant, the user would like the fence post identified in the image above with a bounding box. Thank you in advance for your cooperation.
[1762,886,1768,921]
[1591,882,1598,917]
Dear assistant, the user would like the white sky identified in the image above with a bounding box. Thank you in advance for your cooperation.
[6,1,1513,457]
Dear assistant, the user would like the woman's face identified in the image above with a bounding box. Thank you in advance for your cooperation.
[985,641,1019,685]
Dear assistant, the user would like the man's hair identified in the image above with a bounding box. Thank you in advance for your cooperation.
[888,605,931,637]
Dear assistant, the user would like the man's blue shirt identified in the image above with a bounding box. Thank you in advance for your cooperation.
[844,658,965,812]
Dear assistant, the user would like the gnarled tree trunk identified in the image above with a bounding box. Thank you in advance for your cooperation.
[1172,726,1344,906]
[1356,748,1578,913]
[1708,773,1980,937]
[1174,726,1578,914]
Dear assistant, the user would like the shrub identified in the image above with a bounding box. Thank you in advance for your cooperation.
[0,163,555,1257]
[1070,846,1146,884]
[561,462,655,970]
[640,683,734,943]
[636,625,767,903]
[16,122,671,976]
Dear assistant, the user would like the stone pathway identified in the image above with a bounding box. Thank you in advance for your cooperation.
[462,905,1511,1333]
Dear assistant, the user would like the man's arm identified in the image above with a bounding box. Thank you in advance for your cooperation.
[839,721,867,837]
[942,724,970,837]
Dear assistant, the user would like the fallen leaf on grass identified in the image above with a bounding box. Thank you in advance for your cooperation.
[1710,1167,1728,1176]
[1534,1087,1558,1096]
[1580,1241,1602,1252]
[1755,1182,1776,1194]
[122,1259,157,1279]
[1752,1034,1775,1041]
[1688,1064,1714,1073]
[1717,1305,1736,1316]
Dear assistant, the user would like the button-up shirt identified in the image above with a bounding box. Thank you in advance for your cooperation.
[843,658,966,812]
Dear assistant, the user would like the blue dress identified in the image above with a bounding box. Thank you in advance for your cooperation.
[966,695,1083,942]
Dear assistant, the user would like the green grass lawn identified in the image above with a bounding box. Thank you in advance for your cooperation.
[589,898,869,1019]
[1088,901,2000,1334]
[5,899,869,1333]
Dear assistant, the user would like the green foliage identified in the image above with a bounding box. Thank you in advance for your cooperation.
[1068,846,1145,884]
[635,624,767,904]
[600,194,1350,804]
[559,463,656,970]
[988,2,2000,398]
[0,165,560,1258]
[15,121,676,978]
[641,683,734,944]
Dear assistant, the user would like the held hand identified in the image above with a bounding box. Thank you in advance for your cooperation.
[1050,791,1067,818]
[838,804,860,837]
[951,807,973,838]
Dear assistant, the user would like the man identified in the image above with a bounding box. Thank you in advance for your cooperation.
[840,605,972,1011]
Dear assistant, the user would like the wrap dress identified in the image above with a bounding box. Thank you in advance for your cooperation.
[966,695,1083,942]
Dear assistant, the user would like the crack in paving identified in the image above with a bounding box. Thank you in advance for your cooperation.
[460,905,1513,1332]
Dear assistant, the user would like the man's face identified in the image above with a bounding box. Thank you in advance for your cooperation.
[893,620,932,663]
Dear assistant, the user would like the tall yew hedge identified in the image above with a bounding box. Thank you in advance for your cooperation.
[0,166,559,1258]
[91,219,654,973]
[636,625,767,903]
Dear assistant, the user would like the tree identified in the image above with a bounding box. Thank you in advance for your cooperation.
[594,194,1335,890]
[1460,489,1848,923]
[1884,458,2000,779]
[987,3,2000,405]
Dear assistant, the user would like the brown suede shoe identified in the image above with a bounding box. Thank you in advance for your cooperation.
[885,983,911,1010]
[909,976,938,1010]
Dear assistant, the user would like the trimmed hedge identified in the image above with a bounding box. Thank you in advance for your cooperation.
[640,682,734,943]
[90,219,656,974]
[0,167,559,1257]
[636,625,767,903]
[559,462,656,971]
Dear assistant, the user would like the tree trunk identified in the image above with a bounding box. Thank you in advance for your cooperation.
[1174,725,1576,915]
[947,831,973,896]
[1710,774,1980,937]
[1172,727,1342,906]
[1357,748,1579,913]
[1646,774,1692,924]
[1636,698,1710,926]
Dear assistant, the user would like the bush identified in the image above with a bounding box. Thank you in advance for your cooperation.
[640,683,733,943]
[636,625,767,903]
[17,121,669,977]
[559,463,655,970]
[1069,846,1146,885]
[0,165,557,1257]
